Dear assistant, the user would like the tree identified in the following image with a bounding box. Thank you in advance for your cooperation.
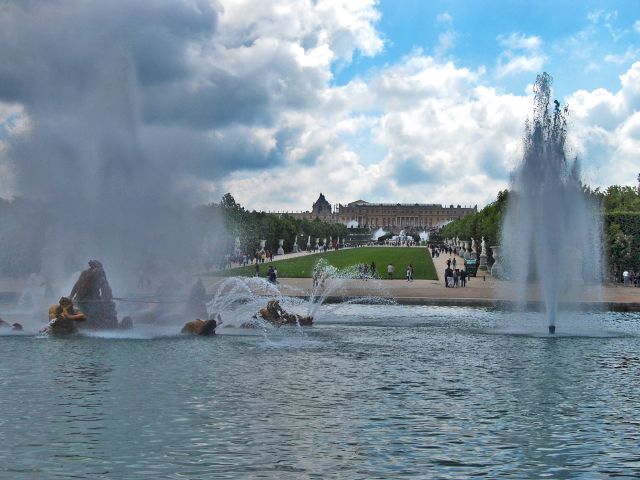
[220,193,242,211]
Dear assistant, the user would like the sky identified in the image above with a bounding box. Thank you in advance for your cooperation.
[0,0,639,213]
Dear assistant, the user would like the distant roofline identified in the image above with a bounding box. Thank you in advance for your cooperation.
[342,202,475,208]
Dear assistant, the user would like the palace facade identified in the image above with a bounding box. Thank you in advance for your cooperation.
[285,194,477,231]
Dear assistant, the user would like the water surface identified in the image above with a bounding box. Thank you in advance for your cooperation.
[1,306,639,479]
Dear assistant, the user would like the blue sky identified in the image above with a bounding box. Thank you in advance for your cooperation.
[335,0,640,98]
[0,0,639,212]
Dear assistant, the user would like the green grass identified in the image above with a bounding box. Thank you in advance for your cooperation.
[221,247,438,280]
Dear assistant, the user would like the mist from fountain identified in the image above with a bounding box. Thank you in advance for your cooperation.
[1,43,227,303]
[501,73,603,333]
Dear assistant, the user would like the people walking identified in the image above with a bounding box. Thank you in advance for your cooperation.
[406,264,414,282]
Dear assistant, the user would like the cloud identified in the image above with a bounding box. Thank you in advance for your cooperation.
[434,12,457,57]
[496,54,545,78]
[498,32,542,51]
[605,47,640,64]
[0,0,639,225]
[435,31,457,58]
[436,12,453,25]
[496,33,545,78]
[566,61,640,187]
[0,0,384,197]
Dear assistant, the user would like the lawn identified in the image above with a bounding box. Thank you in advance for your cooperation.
[221,247,438,280]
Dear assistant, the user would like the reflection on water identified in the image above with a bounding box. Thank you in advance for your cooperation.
[1,306,640,479]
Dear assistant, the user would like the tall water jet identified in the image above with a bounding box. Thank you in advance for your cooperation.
[501,73,603,333]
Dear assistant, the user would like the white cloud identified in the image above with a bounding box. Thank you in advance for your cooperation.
[495,33,545,78]
[2,0,639,216]
[436,12,453,25]
[435,30,457,57]
[229,58,640,212]
[434,11,456,57]
[498,32,542,51]
[604,47,640,64]
[496,54,545,78]
[635,20,640,33]
[566,61,640,187]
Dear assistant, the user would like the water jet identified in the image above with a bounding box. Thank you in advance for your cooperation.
[502,73,603,334]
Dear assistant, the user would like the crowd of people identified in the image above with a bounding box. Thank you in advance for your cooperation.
[430,244,471,288]
[224,242,478,289]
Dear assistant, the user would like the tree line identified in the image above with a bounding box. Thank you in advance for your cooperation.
[204,193,348,257]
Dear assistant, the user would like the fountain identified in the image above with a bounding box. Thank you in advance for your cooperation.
[372,228,386,241]
[490,245,503,278]
[501,73,603,334]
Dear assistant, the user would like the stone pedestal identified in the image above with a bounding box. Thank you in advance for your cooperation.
[277,239,285,256]
[479,253,488,271]
[293,243,299,253]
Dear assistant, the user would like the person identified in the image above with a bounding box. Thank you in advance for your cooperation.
[267,266,275,283]
[370,261,377,278]
[444,267,453,287]
[460,268,467,287]
[453,268,459,287]
[273,267,278,284]
[387,263,394,279]
[47,297,86,334]
[406,264,414,282]
[452,257,457,269]
[446,258,451,269]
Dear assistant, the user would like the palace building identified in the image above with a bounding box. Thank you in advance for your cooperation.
[285,194,477,232]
